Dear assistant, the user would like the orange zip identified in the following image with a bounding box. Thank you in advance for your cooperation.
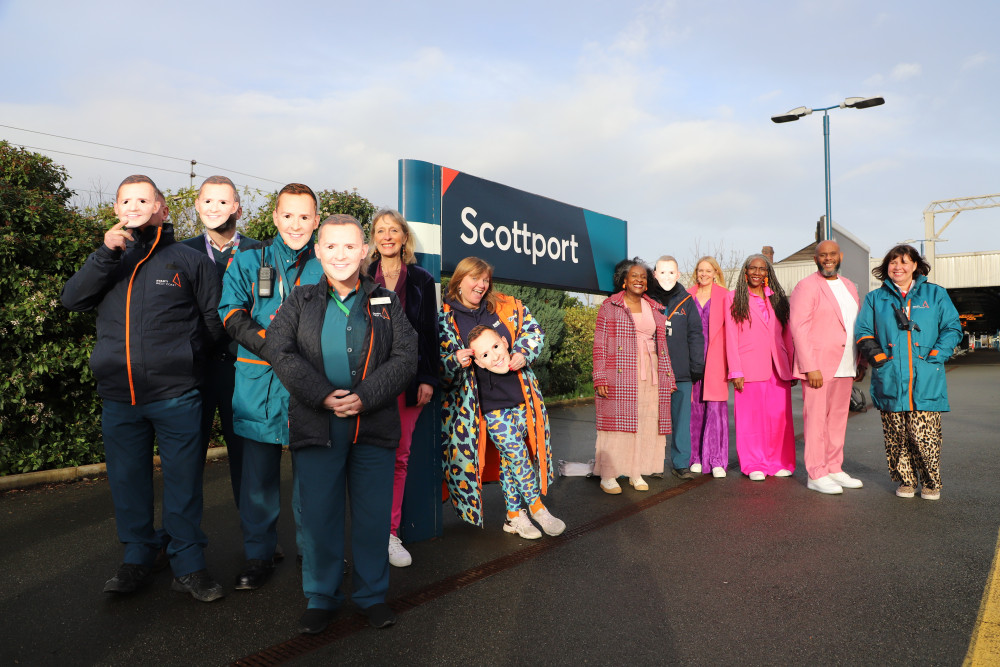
[124,227,162,405]
[353,298,375,442]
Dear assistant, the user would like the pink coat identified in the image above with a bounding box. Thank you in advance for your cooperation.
[593,292,677,434]
[724,288,794,382]
[688,283,729,401]
[788,271,860,379]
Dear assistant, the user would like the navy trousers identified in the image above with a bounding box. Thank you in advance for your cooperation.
[197,356,244,506]
[293,441,395,611]
[102,389,206,577]
[240,439,304,560]
[669,380,694,470]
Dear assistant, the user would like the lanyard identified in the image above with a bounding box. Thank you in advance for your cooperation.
[328,280,361,316]
[277,254,309,302]
[204,232,241,270]
[330,292,351,316]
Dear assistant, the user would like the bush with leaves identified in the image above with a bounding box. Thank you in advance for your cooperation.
[548,304,599,396]
[242,188,378,242]
[0,142,107,474]
[490,281,572,394]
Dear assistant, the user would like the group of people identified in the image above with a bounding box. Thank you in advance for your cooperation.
[591,241,962,502]
[62,174,564,636]
[62,174,962,636]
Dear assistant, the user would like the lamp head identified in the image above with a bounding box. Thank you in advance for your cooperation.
[842,96,885,109]
[771,106,812,123]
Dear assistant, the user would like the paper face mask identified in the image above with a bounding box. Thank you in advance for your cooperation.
[469,327,511,375]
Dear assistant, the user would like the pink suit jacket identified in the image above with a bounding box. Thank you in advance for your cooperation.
[787,271,860,380]
[688,283,729,401]
[724,289,794,382]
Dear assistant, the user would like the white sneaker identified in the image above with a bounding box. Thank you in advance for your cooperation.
[388,534,412,567]
[749,471,766,481]
[774,469,793,477]
[629,476,649,491]
[503,510,542,540]
[712,467,726,478]
[600,478,622,494]
[531,508,566,536]
[689,463,702,474]
[807,475,844,495]
[828,471,863,489]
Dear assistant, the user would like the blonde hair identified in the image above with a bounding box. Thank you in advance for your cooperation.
[691,255,726,288]
[369,208,417,265]
[446,257,498,313]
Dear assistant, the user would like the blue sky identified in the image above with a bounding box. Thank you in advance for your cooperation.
[1,0,997,269]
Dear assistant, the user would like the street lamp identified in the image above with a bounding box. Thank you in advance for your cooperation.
[772,96,885,241]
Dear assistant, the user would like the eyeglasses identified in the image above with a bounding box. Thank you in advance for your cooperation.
[747,266,768,274]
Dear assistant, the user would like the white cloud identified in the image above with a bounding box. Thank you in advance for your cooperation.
[961,51,992,70]
[891,63,922,81]
[863,73,884,88]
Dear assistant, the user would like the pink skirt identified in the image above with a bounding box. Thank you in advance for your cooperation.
[594,371,665,478]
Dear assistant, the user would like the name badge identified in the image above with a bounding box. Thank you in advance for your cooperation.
[370,296,391,305]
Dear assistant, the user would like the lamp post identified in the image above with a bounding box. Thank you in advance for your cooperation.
[772,96,885,241]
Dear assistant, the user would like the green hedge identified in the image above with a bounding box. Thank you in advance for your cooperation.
[0,142,106,474]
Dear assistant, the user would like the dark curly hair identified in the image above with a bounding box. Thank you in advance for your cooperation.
[872,244,931,282]
[611,257,649,294]
[730,254,789,327]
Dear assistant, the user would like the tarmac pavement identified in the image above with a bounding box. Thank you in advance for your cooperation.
[1,350,998,666]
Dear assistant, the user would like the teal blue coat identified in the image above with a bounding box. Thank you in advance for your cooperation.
[218,235,324,445]
[855,275,962,413]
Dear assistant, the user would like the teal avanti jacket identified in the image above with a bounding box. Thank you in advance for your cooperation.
[854,274,962,413]
[218,235,324,445]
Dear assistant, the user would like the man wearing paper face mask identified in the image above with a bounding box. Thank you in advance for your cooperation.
[647,255,705,480]
[182,176,259,507]
[61,175,227,602]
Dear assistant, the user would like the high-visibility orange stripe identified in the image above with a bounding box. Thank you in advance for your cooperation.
[667,294,692,321]
[236,357,270,366]
[223,308,245,326]
[124,227,162,405]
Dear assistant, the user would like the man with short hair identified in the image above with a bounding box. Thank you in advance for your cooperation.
[266,214,416,634]
[647,255,705,479]
[182,176,258,505]
[789,240,866,494]
[219,183,324,590]
[62,175,226,601]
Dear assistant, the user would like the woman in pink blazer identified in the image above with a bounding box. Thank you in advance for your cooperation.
[724,254,796,479]
[687,256,730,478]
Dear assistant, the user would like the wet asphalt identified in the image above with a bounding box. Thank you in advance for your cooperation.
[1,350,998,666]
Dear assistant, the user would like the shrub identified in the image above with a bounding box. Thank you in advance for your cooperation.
[242,188,378,241]
[0,142,106,474]
[548,304,599,396]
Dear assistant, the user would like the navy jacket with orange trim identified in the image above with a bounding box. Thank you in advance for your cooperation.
[263,274,416,450]
[61,223,224,405]
[647,281,705,382]
[854,275,962,412]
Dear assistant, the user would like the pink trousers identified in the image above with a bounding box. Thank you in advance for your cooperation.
[801,376,852,480]
[390,394,425,536]
[733,374,796,475]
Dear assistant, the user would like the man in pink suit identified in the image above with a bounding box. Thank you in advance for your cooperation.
[788,240,866,495]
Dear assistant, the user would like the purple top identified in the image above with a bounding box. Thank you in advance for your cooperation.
[696,297,711,357]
